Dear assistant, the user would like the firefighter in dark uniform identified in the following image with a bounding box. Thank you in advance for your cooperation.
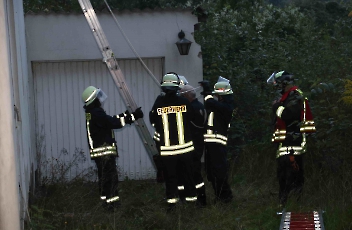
[82,86,144,211]
[149,72,197,211]
[267,71,316,206]
[179,84,207,206]
[199,77,234,203]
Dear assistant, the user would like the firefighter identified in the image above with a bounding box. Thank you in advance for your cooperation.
[82,86,144,211]
[267,71,316,206]
[149,72,197,211]
[199,77,234,203]
[179,84,207,206]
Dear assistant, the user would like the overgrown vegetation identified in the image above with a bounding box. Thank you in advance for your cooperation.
[26,0,352,229]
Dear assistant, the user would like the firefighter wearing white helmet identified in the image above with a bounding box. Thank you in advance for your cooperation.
[149,72,197,211]
[267,71,316,206]
[82,86,144,212]
[199,76,234,203]
[179,84,207,206]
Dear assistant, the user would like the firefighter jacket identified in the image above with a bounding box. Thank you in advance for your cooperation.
[149,94,195,156]
[203,94,234,146]
[84,106,135,159]
[272,86,316,158]
[189,98,206,151]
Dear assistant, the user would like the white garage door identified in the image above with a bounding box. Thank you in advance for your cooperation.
[33,58,163,181]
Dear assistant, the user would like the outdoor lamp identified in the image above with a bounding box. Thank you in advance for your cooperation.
[175,30,192,55]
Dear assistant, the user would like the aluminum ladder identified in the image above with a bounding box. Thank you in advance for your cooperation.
[78,0,158,169]
[278,209,325,230]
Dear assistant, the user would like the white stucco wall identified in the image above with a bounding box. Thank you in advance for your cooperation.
[1,0,33,229]
[25,9,202,87]
[25,9,203,182]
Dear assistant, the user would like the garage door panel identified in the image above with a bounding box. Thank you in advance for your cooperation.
[33,58,162,181]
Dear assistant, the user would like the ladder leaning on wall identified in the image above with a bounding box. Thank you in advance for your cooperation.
[77,0,158,169]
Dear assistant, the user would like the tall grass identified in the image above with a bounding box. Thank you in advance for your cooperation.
[26,138,352,229]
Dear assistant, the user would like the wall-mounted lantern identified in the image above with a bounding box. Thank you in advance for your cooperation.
[175,30,192,55]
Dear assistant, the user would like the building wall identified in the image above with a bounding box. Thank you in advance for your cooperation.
[25,9,203,181]
[25,10,202,86]
[1,0,33,228]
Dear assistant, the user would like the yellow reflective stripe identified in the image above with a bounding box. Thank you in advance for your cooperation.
[160,146,194,155]
[204,134,228,141]
[167,198,179,204]
[161,141,193,150]
[120,117,125,127]
[185,197,197,202]
[131,113,135,121]
[205,95,213,101]
[278,146,303,152]
[106,196,119,203]
[276,106,285,118]
[276,135,307,158]
[162,113,170,146]
[85,89,97,102]
[195,182,205,189]
[91,151,117,158]
[303,100,306,121]
[176,112,185,145]
[204,138,227,145]
[86,120,94,149]
[153,131,160,141]
[300,126,316,132]
[274,129,286,134]
[90,145,116,153]
[100,196,106,200]
[272,129,286,142]
[208,112,214,127]
[178,186,185,190]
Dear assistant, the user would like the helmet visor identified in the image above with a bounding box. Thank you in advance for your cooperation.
[179,75,188,87]
[267,72,277,85]
[96,89,108,105]
[217,76,230,83]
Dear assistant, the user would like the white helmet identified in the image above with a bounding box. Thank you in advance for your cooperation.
[82,86,108,106]
[212,76,233,95]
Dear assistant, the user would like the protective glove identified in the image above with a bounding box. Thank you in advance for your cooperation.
[289,155,299,172]
[198,80,212,96]
[125,107,143,125]
[132,107,144,120]
[124,110,134,125]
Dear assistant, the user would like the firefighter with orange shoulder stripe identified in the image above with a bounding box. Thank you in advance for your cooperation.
[149,72,197,212]
[199,77,234,203]
[267,71,316,206]
[82,86,144,211]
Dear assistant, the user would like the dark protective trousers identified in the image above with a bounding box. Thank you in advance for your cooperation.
[205,143,233,202]
[94,155,119,202]
[277,154,304,205]
[178,149,206,204]
[162,152,196,204]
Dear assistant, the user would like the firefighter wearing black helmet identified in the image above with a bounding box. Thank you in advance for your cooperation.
[149,72,197,211]
[199,77,234,203]
[82,86,144,211]
[267,71,316,206]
